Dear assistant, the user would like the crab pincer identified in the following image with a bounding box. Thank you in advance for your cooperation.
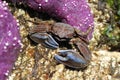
[54,50,89,69]
[54,38,91,69]
[30,32,59,49]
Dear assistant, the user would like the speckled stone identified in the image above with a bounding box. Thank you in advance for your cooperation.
[0,0,21,80]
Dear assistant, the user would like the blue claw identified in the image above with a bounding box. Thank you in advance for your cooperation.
[30,33,59,49]
[54,50,89,69]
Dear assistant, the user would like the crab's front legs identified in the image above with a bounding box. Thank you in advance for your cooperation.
[30,32,91,69]
[30,34,91,69]
[55,38,91,69]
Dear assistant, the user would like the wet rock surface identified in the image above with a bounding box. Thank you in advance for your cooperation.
[2,0,120,80]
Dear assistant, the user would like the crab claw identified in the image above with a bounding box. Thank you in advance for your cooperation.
[30,33,59,49]
[54,50,89,69]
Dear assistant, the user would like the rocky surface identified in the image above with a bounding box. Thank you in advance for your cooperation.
[2,0,120,80]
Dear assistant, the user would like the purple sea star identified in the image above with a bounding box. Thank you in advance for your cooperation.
[9,0,94,40]
[0,0,21,80]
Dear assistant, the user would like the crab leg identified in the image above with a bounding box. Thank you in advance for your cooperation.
[30,33,59,49]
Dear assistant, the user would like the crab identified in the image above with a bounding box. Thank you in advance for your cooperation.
[29,22,92,69]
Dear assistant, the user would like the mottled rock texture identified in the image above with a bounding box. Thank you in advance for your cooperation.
[0,0,21,80]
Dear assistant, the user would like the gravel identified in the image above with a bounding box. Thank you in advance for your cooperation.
[7,0,120,80]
